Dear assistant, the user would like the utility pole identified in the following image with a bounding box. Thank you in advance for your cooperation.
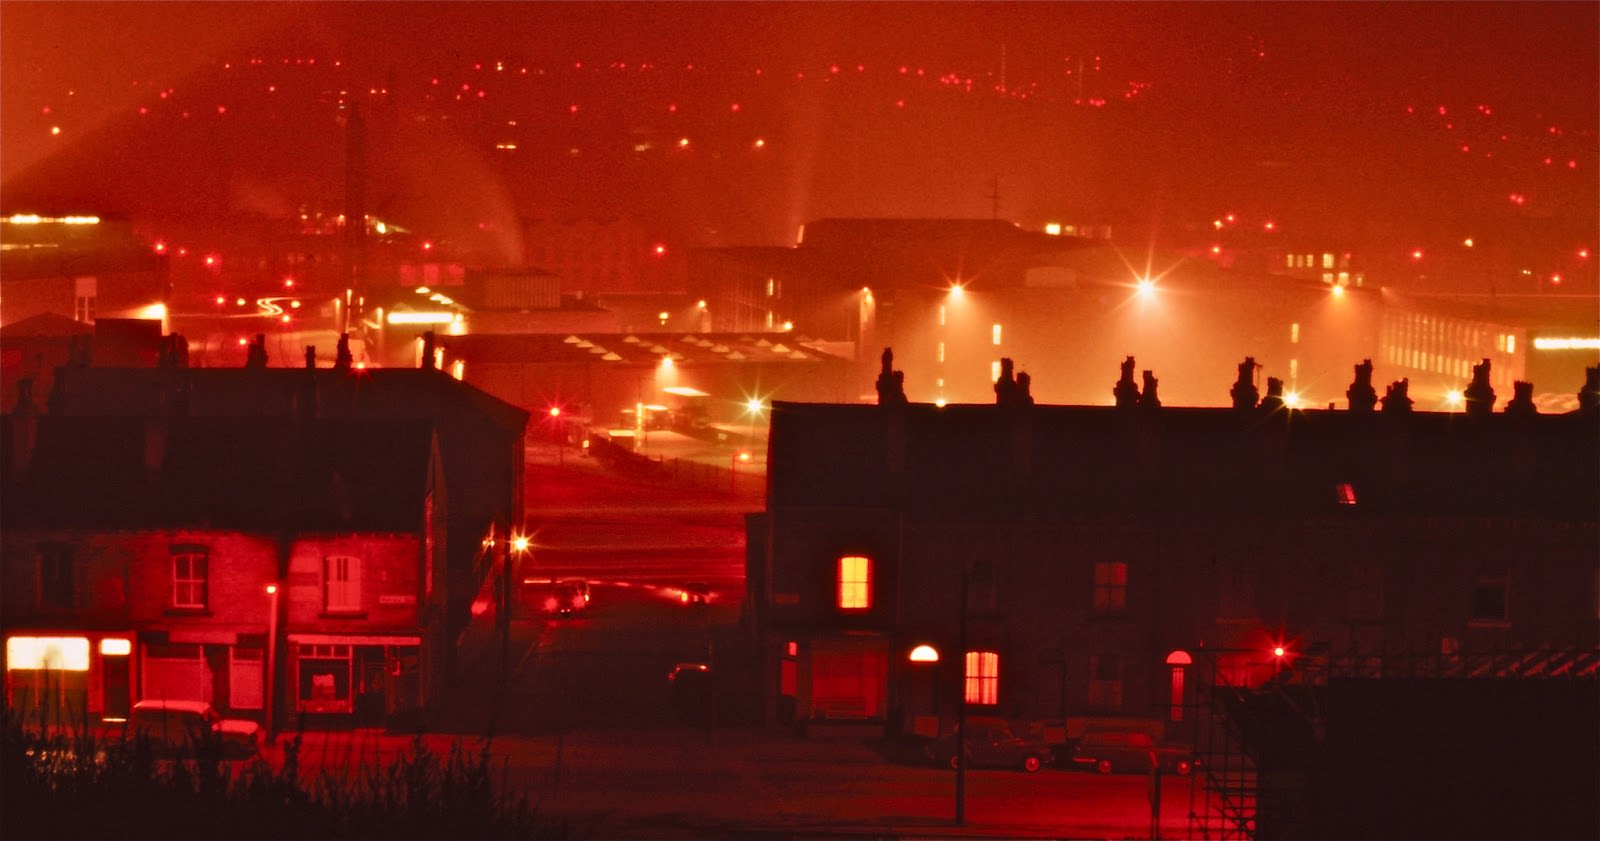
[955,566,968,825]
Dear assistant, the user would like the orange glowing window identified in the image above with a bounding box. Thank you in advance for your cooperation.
[837,555,871,610]
[964,650,999,705]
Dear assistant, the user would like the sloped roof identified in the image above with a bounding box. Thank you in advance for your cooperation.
[3,415,434,531]
[767,400,1599,520]
[436,332,845,366]
[0,312,94,337]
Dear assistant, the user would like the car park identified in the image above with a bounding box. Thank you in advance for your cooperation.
[925,716,1053,772]
[1069,729,1196,775]
[122,699,261,759]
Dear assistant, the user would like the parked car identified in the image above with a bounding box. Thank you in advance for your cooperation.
[559,578,592,605]
[666,661,710,682]
[680,581,711,605]
[1069,729,1196,775]
[925,716,1053,772]
[547,582,588,617]
[122,700,261,759]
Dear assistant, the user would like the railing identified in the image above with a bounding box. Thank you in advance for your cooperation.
[1188,642,1600,840]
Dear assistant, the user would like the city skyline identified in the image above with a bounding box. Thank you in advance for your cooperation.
[3,2,1595,291]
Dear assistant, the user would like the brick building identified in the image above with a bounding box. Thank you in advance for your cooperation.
[746,353,1599,741]
[2,354,528,731]
[3,414,444,731]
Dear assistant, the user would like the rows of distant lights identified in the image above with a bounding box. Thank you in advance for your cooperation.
[30,49,1141,144]
[23,54,1593,282]
[31,54,1585,163]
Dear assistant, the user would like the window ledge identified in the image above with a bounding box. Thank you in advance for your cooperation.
[1467,618,1511,629]
[165,608,211,617]
[319,611,368,620]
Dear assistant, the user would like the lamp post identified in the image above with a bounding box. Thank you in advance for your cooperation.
[549,407,564,467]
[730,450,750,494]
[264,582,281,743]
[955,567,968,826]
[908,644,940,733]
[505,535,530,684]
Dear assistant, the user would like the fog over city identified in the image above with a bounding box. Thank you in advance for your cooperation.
[4,6,1600,840]
[5,2,1595,286]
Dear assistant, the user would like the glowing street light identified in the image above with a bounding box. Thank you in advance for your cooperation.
[1136,278,1156,299]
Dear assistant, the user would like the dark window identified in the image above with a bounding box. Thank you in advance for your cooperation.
[1088,654,1124,709]
[1092,562,1128,615]
[967,561,996,613]
[37,543,74,608]
[1470,577,1509,625]
[1346,562,1384,620]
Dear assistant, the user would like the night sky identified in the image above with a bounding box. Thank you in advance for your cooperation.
[3,2,1595,283]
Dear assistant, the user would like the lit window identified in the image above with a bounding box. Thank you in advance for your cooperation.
[1506,334,1515,354]
[938,342,945,363]
[1336,482,1358,505]
[5,636,90,671]
[766,277,776,297]
[837,555,871,610]
[992,324,1002,346]
[1092,561,1127,615]
[1290,322,1299,344]
[964,650,999,705]
[990,360,1001,383]
[172,552,208,609]
[938,305,946,327]
[1323,253,1335,269]
[324,556,362,613]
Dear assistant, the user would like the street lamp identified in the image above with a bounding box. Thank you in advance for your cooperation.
[549,406,565,466]
[504,533,531,682]
[730,450,751,493]
[265,582,281,743]
[908,644,941,725]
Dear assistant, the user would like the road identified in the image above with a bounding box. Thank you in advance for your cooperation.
[413,441,1199,838]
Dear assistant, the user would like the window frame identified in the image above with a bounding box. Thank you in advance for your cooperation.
[1469,575,1510,627]
[171,551,209,610]
[1091,561,1128,616]
[836,555,871,611]
[1088,653,1125,710]
[323,555,363,615]
[963,650,1000,705]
